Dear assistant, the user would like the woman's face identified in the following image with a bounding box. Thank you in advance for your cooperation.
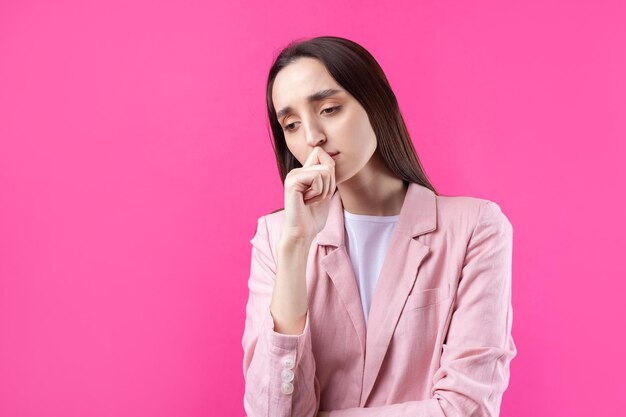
[272,57,378,185]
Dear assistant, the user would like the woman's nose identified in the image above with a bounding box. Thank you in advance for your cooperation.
[304,121,326,146]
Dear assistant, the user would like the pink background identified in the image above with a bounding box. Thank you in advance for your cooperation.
[1,1,624,416]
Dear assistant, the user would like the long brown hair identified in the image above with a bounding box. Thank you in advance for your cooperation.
[265,35,438,199]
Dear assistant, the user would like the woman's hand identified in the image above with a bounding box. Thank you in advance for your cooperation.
[281,146,337,242]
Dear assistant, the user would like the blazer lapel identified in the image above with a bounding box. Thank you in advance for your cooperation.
[361,182,437,405]
[318,190,367,355]
[316,182,438,406]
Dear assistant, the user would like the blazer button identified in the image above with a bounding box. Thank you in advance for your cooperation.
[281,368,295,383]
[281,381,294,395]
[281,354,295,369]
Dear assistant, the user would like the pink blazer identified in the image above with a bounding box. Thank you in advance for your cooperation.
[242,182,517,417]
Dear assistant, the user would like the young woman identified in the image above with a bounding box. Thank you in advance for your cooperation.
[242,36,516,417]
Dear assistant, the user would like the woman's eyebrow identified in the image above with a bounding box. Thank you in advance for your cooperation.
[276,88,343,120]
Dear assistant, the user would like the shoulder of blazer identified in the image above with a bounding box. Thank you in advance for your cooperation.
[434,194,496,235]
[250,209,286,263]
[250,207,284,240]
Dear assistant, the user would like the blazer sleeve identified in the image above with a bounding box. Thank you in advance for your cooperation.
[242,215,321,417]
[327,200,517,417]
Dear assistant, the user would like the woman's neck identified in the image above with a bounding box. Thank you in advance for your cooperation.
[336,155,408,216]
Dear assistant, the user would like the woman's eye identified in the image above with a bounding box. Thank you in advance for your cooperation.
[282,106,341,132]
[322,105,341,115]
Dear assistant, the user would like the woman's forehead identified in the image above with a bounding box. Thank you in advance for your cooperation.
[273,59,339,104]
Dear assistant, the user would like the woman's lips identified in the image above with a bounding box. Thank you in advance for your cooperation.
[330,152,340,159]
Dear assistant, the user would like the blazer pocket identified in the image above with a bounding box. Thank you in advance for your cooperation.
[404,283,451,311]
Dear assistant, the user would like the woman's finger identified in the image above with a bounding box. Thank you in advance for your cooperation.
[303,173,324,201]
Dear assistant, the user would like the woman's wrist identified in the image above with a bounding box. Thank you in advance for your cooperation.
[278,234,314,252]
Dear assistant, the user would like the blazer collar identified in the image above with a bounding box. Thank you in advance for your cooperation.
[316,181,437,247]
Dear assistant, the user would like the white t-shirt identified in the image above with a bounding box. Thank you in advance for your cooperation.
[343,209,400,326]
